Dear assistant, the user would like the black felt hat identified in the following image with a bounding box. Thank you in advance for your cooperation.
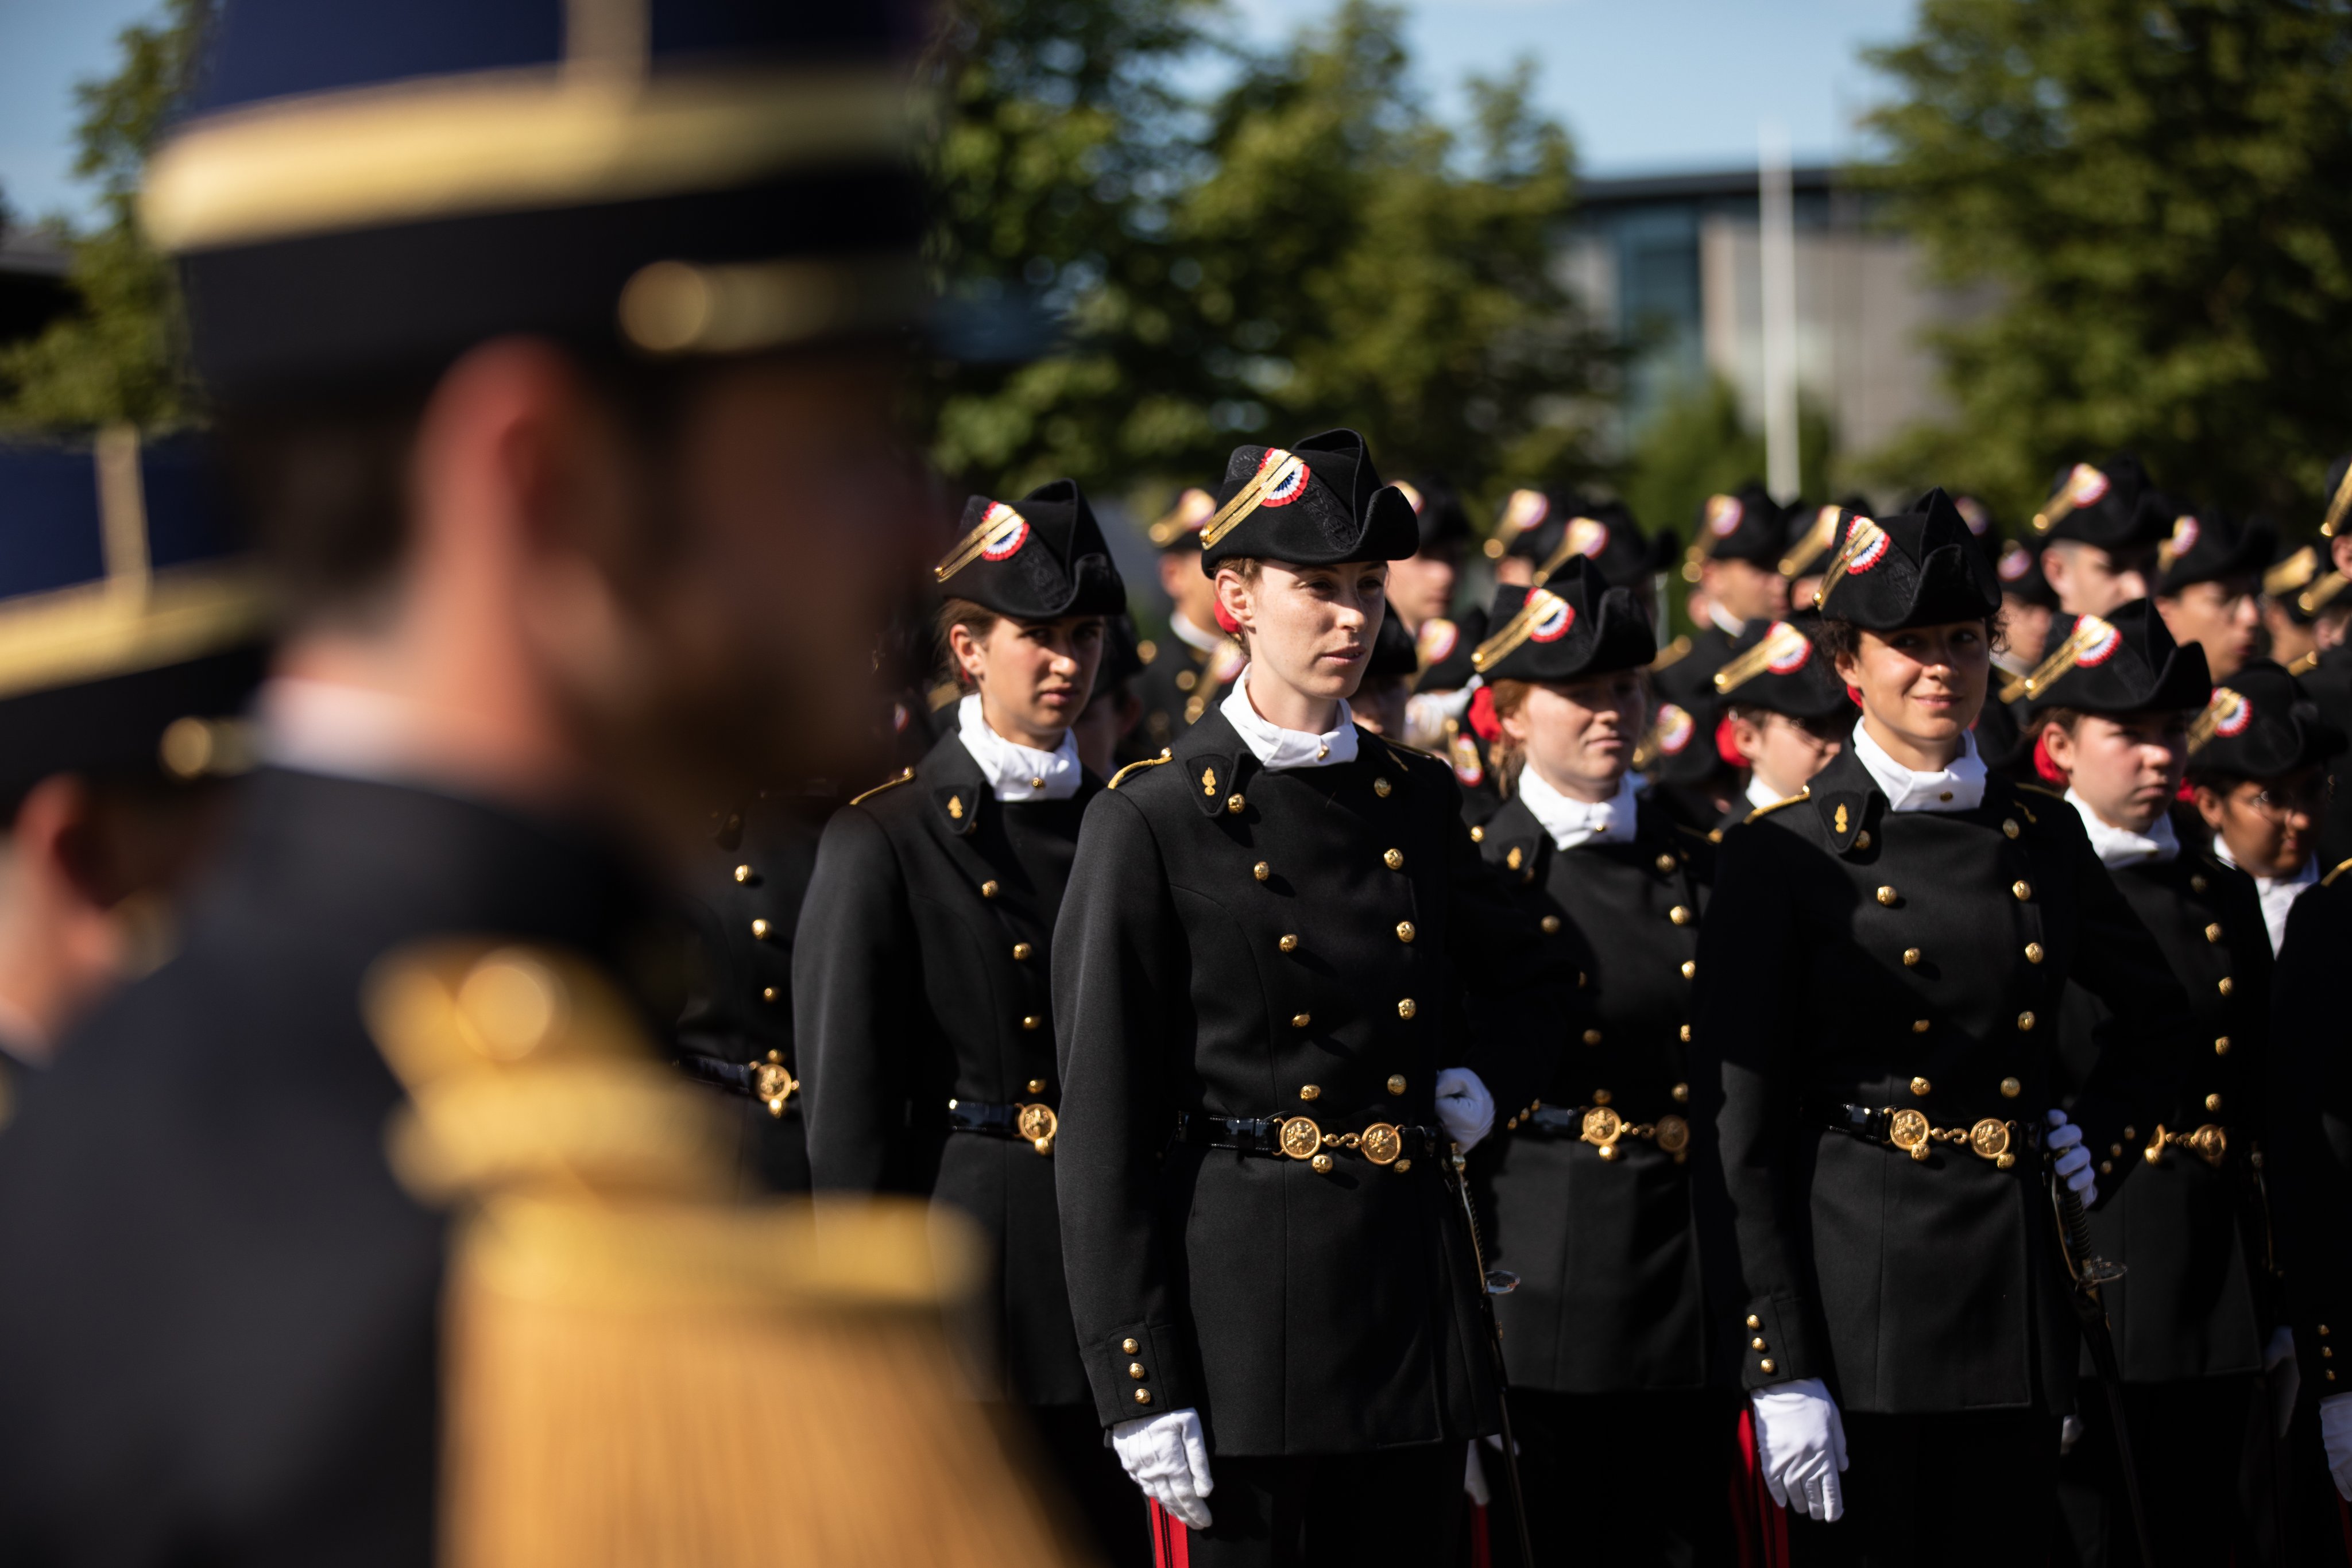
[149,1,930,402]
[1090,613,1146,698]
[1470,557,1655,683]
[1997,535,2060,610]
[2264,541,2344,625]
[1690,482,1791,570]
[2011,599,2211,715]
[1392,478,1471,551]
[1411,605,1486,694]
[2031,455,2167,548]
[1811,488,2001,631]
[935,479,1126,620]
[1780,502,1864,583]
[2154,504,2273,596]
[0,436,274,803]
[1711,614,1850,721]
[1198,429,1418,572]
[1364,609,1421,681]
[1499,492,1674,590]
[2188,659,2347,779]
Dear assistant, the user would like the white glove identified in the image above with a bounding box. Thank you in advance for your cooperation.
[1750,1377,1848,1521]
[2323,1392,2352,1502]
[2266,1326,2301,1439]
[1110,1408,1213,1529]
[2060,1413,2084,1455]
[2047,1110,2098,1206]
[1463,1440,1490,1507]
[1435,1067,1495,1153]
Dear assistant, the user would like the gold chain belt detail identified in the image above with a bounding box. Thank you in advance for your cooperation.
[1889,1110,2019,1169]
[2144,1122,2226,1168]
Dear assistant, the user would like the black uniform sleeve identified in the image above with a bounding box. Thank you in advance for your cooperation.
[1688,823,1827,1389]
[796,806,926,1193]
[2269,883,2352,1378]
[1051,786,1204,1428]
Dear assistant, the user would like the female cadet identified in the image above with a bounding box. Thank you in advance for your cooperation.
[1713,613,1852,834]
[1465,557,1738,1563]
[2185,659,2345,955]
[1052,429,1571,1568]
[795,480,1141,1563]
[1690,491,2188,1558]
[2016,601,2280,1564]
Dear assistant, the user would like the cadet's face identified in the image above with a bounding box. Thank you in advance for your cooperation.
[1506,672,1646,800]
[1734,710,1844,798]
[953,615,1106,749]
[2002,596,2054,665]
[1704,557,1789,624]
[2197,769,2324,877]
[1385,543,1458,629]
[2157,578,2261,679]
[2043,541,2150,617]
[1220,560,1387,708]
[1835,621,1990,761]
[2045,712,2185,834]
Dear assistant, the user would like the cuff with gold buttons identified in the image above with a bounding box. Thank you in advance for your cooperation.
[1737,1296,1821,1392]
[1088,1321,1200,1430]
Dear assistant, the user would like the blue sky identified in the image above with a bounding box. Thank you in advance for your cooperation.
[0,0,1917,226]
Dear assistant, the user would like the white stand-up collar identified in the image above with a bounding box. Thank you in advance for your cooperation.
[957,694,1082,801]
[1709,603,1748,638]
[2212,838,2318,955]
[1518,768,1639,851]
[1850,721,1986,814]
[1221,667,1357,771]
[1169,610,1224,655]
[2065,789,2180,869]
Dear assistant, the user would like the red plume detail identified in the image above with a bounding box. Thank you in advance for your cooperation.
[1213,600,1240,635]
[2032,729,2069,787]
[1468,686,1503,744]
[1715,712,1746,769]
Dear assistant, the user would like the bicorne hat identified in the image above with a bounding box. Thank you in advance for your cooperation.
[1198,429,1418,572]
[1812,488,2001,631]
[2010,599,2211,715]
[935,480,1126,620]
[1470,557,1654,683]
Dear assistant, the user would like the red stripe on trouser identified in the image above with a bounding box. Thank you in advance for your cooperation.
[1469,1500,1491,1567]
[1726,1404,1790,1568]
[1149,1500,1191,1568]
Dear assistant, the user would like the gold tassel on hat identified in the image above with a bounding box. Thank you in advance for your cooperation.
[363,941,1090,1568]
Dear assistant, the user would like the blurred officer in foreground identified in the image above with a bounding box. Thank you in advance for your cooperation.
[1054,429,1570,1566]
[0,7,1077,1566]
[2186,661,2344,955]
[2032,456,2165,618]
[1469,560,1738,1566]
[1692,493,2184,1558]
[0,435,269,1091]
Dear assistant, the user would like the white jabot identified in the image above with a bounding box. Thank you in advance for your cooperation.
[2212,839,2318,955]
[1518,768,1639,851]
[1850,721,1986,814]
[957,694,1081,801]
[1746,773,1800,815]
[1709,602,1749,638]
[1221,668,1357,771]
[259,677,442,787]
[1169,609,1225,655]
[2065,789,2179,869]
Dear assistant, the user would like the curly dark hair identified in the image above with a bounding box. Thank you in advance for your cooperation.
[1807,610,2007,668]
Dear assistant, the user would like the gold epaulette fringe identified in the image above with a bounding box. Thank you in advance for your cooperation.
[1743,785,1810,823]
[2323,857,2352,888]
[849,766,915,806]
[1109,751,1173,789]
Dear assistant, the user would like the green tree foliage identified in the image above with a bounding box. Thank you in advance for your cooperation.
[1859,0,2352,521]
[0,0,209,433]
[927,0,1612,508]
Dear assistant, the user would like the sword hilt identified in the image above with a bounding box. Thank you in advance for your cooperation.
[2054,1173,2125,1288]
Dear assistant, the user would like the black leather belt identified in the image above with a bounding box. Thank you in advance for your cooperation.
[1177,1110,1443,1171]
[1811,1098,2042,1168]
[949,1097,1060,1155]
[1516,1104,1691,1161]
[675,1049,799,1120]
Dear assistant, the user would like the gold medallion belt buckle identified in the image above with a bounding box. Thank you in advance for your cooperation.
[1277,1115,1411,1174]
[1579,1105,1692,1163]
[2144,1122,2226,1168]
[1886,1109,2017,1170]
[749,1050,798,1120]
[1017,1102,1060,1156]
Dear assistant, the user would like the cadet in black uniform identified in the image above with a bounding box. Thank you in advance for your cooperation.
[2152,503,2270,684]
[1692,491,2187,1561]
[2017,602,2277,1565]
[2185,660,2343,956]
[1467,559,1739,1566]
[1983,525,2063,781]
[2032,456,2167,620]
[1053,429,1572,1567]
[1386,475,1472,637]
[1134,487,1247,761]
[798,479,1140,1562]
[1712,614,1852,833]
[1650,484,1795,832]
[0,6,934,1559]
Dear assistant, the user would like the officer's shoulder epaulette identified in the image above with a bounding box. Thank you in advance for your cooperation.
[849,766,916,807]
[1380,735,1448,766]
[1650,634,1693,672]
[2324,856,2352,888]
[1109,751,1174,791]
[2013,781,2067,802]
[1743,785,1810,824]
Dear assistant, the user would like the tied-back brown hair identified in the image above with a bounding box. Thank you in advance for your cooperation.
[1484,679,1535,797]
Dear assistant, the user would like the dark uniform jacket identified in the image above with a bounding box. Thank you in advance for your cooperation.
[1690,751,2187,1415]
[2056,843,2273,1383]
[1128,626,1243,763]
[799,729,1094,1407]
[2268,866,2352,1401]
[1051,713,1571,1454]
[1475,792,1726,1392]
[0,768,659,1565]
[676,784,840,1193]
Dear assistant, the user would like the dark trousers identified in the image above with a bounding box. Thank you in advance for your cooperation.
[1179,1443,1463,1568]
[1486,1388,1741,1567]
[2053,1376,2253,1567]
[1029,1404,1151,1568]
[1789,1411,2061,1567]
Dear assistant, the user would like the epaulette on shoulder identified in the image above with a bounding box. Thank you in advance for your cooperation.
[2324,856,2352,888]
[2013,781,2067,802]
[1381,735,1449,767]
[849,767,916,807]
[1109,751,1174,791]
[1743,785,1810,824]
